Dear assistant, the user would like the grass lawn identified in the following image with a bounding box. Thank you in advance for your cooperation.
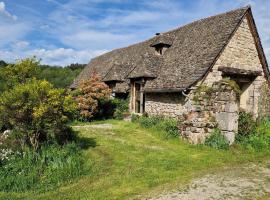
[1,120,269,200]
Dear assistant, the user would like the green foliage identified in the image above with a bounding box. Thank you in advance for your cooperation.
[1,58,39,90]
[237,111,257,141]
[95,98,129,120]
[237,118,270,152]
[37,64,84,88]
[204,129,230,150]
[0,60,7,68]
[112,98,129,119]
[221,78,241,95]
[11,120,269,200]
[193,84,214,102]
[0,60,84,90]
[132,115,179,139]
[0,79,77,150]
[0,143,85,192]
[0,58,78,150]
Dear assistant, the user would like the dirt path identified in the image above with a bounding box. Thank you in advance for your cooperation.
[72,123,113,129]
[146,163,270,200]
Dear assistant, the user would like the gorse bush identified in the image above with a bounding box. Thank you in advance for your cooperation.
[204,129,229,150]
[132,115,179,139]
[0,143,86,192]
[0,79,77,151]
[0,58,78,151]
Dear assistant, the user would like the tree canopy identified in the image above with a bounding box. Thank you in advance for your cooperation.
[0,60,85,92]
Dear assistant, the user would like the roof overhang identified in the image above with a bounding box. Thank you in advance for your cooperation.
[218,66,262,77]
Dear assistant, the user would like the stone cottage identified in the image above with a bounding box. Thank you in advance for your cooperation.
[71,6,270,144]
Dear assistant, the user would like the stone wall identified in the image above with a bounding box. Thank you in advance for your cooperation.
[258,82,270,117]
[203,16,266,117]
[204,17,263,86]
[180,81,238,144]
[145,93,185,118]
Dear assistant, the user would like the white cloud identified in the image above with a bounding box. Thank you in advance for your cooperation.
[2,0,270,65]
[0,48,107,66]
[0,22,31,47]
[0,2,17,20]
[12,41,29,49]
[0,2,31,48]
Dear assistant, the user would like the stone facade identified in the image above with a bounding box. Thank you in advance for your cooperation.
[145,16,266,120]
[145,93,185,118]
[258,82,270,117]
[204,17,263,86]
[180,82,239,144]
[203,16,266,117]
[137,15,268,144]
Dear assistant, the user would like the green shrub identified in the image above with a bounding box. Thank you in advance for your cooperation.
[204,129,229,150]
[0,143,86,192]
[133,116,179,139]
[138,116,162,128]
[112,98,129,120]
[0,79,77,151]
[237,118,270,152]
[159,118,179,139]
[131,114,140,122]
[237,111,256,142]
[95,98,129,120]
[242,134,270,152]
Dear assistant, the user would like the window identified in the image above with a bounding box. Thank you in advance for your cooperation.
[155,46,163,55]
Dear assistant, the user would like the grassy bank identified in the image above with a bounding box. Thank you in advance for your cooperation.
[1,120,269,200]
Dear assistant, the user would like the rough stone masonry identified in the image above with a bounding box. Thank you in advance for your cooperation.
[180,81,239,144]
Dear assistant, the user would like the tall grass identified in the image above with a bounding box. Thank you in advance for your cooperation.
[236,113,270,152]
[0,142,86,192]
[131,115,179,139]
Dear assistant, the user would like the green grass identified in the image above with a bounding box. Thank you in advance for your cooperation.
[1,120,269,200]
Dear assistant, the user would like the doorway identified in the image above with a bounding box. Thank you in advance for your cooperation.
[134,82,145,114]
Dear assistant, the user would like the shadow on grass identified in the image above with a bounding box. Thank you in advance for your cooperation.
[77,137,97,149]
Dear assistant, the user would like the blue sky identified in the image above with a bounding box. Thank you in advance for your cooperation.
[0,0,269,66]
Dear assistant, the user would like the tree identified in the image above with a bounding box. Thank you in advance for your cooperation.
[37,64,84,88]
[74,74,111,120]
[0,60,7,68]
[1,58,39,89]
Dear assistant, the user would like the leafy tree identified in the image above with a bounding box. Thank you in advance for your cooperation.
[37,64,83,88]
[0,60,7,68]
[66,63,86,71]
[74,74,111,120]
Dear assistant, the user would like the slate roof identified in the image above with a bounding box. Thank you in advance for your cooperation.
[71,6,264,93]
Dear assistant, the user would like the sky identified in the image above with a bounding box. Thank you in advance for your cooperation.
[0,0,269,66]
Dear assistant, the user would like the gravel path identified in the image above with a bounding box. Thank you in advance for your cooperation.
[145,163,270,200]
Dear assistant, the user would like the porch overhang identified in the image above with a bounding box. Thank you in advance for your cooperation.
[218,66,262,77]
